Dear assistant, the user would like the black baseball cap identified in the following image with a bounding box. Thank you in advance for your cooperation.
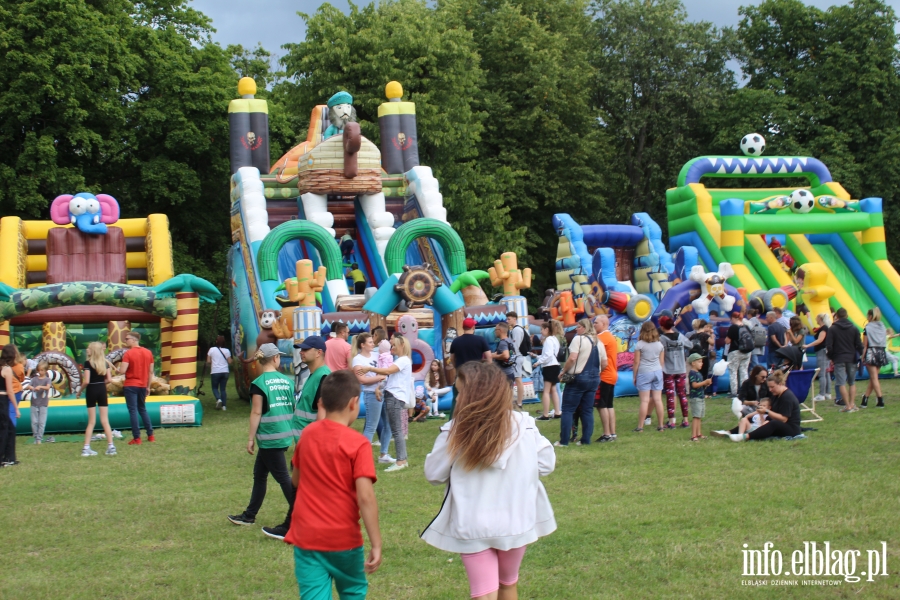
[295,336,327,351]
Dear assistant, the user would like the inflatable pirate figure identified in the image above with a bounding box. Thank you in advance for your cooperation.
[323,91,357,140]
[689,263,736,314]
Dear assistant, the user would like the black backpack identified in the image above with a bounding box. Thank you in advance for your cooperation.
[738,325,755,354]
[556,336,568,364]
[515,325,532,356]
[687,332,704,356]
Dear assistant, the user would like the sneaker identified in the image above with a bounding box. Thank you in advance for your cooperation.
[111,430,123,439]
[876,399,885,408]
[215,400,223,410]
[147,434,156,442]
[680,421,690,428]
[861,396,868,408]
[825,394,832,401]
[665,423,677,429]
[45,436,55,443]
[536,415,552,421]
[91,434,105,441]
[437,413,446,418]
[105,445,117,456]
[610,434,617,440]
[128,438,142,445]
[554,441,568,447]
[575,441,583,446]
[710,430,730,438]
[644,417,652,426]
[222,406,227,411]
[378,455,397,464]
[548,410,555,417]
[262,525,288,540]
[81,447,98,457]
[728,433,746,442]
[813,395,824,402]
[227,513,255,526]
[2,461,19,466]
[384,462,409,472]
[597,435,611,442]
[835,399,846,406]
[372,441,381,447]
[553,414,562,419]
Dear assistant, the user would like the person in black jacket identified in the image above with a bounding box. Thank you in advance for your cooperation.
[736,366,770,417]
[826,308,863,411]
[714,370,801,441]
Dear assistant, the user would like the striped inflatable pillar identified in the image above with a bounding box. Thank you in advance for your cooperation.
[719,198,746,269]
[169,292,200,391]
[160,319,173,378]
[860,198,887,261]
[293,306,323,372]
[501,295,528,319]
[0,321,9,347]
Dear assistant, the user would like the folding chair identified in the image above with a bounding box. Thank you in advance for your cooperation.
[786,368,822,423]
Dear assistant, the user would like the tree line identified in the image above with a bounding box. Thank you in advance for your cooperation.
[2,0,899,332]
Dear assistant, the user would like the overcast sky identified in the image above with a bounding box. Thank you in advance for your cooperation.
[191,0,899,58]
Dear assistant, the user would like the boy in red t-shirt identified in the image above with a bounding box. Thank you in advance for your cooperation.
[285,369,382,599]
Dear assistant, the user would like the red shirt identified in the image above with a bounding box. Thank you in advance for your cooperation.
[123,346,153,387]
[324,337,351,372]
[285,419,376,551]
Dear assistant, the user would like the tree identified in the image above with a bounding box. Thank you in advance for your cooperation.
[733,0,900,261]
[277,0,518,270]
[589,0,736,222]
[440,0,607,300]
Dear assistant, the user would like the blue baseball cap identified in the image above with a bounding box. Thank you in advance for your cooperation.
[295,336,327,351]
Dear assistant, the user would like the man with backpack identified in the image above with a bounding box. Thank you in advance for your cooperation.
[507,312,531,408]
[746,308,768,369]
[725,311,753,396]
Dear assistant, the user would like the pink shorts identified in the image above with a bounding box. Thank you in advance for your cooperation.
[460,546,527,598]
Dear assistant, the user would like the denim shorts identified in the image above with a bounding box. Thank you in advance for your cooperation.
[636,369,664,392]
[833,362,857,387]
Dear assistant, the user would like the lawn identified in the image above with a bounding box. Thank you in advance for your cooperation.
[2,370,899,599]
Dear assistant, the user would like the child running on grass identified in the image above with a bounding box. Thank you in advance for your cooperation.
[422,361,556,600]
[285,369,382,599]
[688,353,711,442]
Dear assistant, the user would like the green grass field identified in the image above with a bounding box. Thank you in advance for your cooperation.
[2,370,899,599]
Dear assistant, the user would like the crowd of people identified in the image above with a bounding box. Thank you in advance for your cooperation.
[0,330,159,466]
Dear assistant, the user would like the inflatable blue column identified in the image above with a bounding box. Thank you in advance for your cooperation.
[501,295,528,319]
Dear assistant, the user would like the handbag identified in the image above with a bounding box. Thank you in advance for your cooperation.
[559,336,594,383]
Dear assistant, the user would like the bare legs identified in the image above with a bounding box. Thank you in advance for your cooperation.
[83,406,113,447]
[865,366,882,398]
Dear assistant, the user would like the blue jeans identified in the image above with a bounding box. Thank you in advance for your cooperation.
[361,391,382,441]
[559,375,600,445]
[211,373,229,405]
[123,386,153,440]
[375,394,392,446]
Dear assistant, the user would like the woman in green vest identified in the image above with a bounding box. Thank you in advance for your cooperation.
[228,344,296,541]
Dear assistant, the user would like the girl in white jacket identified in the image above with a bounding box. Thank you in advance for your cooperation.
[422,361,557,600]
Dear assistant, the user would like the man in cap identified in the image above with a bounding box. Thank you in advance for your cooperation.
[323,91,357,140]
[293,336,331,438]
[228,343,296,540]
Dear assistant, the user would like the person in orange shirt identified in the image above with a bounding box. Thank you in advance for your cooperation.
[118,331,156,445]
[324,322,352,372]
[593,315,619,442]
[285,369,382,598]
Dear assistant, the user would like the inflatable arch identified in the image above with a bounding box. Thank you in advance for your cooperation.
[257,220,344,282]
[383,218,467,276]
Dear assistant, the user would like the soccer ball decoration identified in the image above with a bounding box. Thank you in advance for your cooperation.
[740,133,766,156]
[789,189,816,214]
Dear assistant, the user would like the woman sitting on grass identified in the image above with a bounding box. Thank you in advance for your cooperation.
[736,366,769,418]
[713,370,801,442]
[422,361,556,600]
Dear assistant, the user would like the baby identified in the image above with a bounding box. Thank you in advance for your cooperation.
[375,340,393,402]
[738,398,771,435]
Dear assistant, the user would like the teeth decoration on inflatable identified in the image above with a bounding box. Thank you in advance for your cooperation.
[300,192,335,239]
[359,191,396,258]
[407,166,447,222]
[234,167,271,243]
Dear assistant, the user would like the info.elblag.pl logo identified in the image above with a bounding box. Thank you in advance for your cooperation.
[742,542,890,586]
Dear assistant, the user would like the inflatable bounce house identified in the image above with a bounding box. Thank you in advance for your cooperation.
[227,78,540,409]
[0,195,221,434]
[549,133,900,395]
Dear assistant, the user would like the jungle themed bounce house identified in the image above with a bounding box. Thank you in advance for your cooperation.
[0,193,222,434]
[227,72,900,402]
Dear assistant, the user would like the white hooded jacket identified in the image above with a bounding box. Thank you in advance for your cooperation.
[420,411,557,553]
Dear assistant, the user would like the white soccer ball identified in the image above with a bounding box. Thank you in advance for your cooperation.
[740,133,766,156]
[789,189,816,214]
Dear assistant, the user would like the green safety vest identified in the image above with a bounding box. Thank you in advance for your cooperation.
[252,371,296,449]
[293,365,331,441]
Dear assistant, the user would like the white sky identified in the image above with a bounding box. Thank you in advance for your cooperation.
[192,0,899,58]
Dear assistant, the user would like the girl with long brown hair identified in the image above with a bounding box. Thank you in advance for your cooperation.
[422,361,557,600]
